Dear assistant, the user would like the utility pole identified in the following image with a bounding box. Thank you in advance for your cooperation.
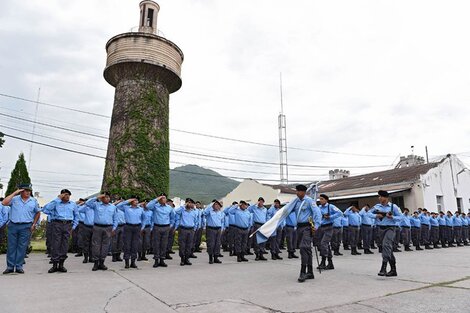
[28,87,41,170]
[278,73,288,185]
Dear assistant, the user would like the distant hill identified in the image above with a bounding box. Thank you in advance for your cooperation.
[170,164,240,204]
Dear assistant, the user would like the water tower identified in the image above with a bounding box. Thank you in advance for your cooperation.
[102,1,183,198]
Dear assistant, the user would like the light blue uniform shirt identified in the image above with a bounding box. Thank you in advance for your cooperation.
[203,205,225,228]
[267,206,285,228]
[0,205,9,227]
[146,199,175,226]
[430,217,439,227]
[419,213,431,226]
[285,210,297,227]
[284,196,321,229]
[248,204,268,224]
[85,197,118,229]
[143,210,153,227]
[410,216,421,228]
[437,216,446,226]
[400,214,411,227]
[333,214,343,227]
[226,206,253,229]
[341,216,349,227]
[78,204,94,226]
[453,216,462,227]
[445,215,453,226]
[463,216,469,226]
[42,197,79,229]
[6,195,40,223]
[115,209,126,225]
[223,206,236,226]
[369,202,403,226]
[318,203,342,226]
[116,201,145,227]
[344,207,362,227]
[175,207,199,229]
[359,207,374,225]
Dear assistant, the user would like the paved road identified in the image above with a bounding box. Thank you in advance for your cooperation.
[0,246,469,313]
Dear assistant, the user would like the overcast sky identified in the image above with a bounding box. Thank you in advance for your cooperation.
[1,0,470,200]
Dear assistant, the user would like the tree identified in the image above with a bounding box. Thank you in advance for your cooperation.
[0,132,4,148]
[6,153,31,196]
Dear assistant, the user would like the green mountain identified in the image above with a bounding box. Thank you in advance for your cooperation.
[170,164,240,204]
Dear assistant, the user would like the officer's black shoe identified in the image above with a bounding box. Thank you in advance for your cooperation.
[159,259,168,267]
[83,253,89,264]
[241,254,248,262]
[317,257,326,270]
[306,265,315,279]
[425,245,433,250]
[378,262,387,276]
[169,250,175,254]
[48,262,58,273]
[364,249,374,254]
[141,253,148,261]
[333,250,343,256]
[448,243,456,247]
[130,260,138,269]
[98,260,108,271]
[237,254,242,262]
[343,246,350,250]
[209,255,214,264]
[92,261,99,271]
[165,253,173,260]
[441,244,448,248]
[75,252,83,257]
[289,252,299,259]
[457,243,463,247]
[404,246,413,251]
[214,256,222,264]
[3,268,14,274]
[107,252,112,256]
[229,251,234,256]
[137,254,142,261]
[371,245,377,249]
[189,254,197,259]
[112,254,117,262]
[386,262,397,277]
[378,247,383,253]
[180,257,185,266]
[246,251,254,256]
[217,253,224,258]
[271,254,277,260]
[358,244,363,250]
[49,259,53,264]
[280,246,286,250]
[393,248,401,252]
[275,254,283,260]
[326,258,334,270]
[433,244,441,249]
[352,248,362,255]
[125,259,130,269]
[184,257,192,266]
[298,265,307,283]
[255,254,260,261]
[15,268,24,274]
[58,260,67,273]
[258,253,267,261]
[116,254,123,262]
[416,246,423,250]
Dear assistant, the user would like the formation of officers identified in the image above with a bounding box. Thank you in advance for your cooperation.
[1,184,469,283]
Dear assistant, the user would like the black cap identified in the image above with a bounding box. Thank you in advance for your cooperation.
[274,199,280,204]
[78,198,85,202]
[196,201,202,204]
[159,193,167,197]
[60,189,72,195]
[213,200,222,207]
[295,184,307,191]
[232,201,238,205]
[185,198,195,204]
[239,200,248,205]
[103,191,111,197]
[319,194,329,201]
[258,197,265,202]
[18,183,32,190]
[378,190,389,197]
[166,199,173,203]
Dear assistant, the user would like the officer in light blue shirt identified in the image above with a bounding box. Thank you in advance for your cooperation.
[85,192,118,271]
[444,211,455,247]
[360,204,374,254]
[331,212,344,256]
[2,184,40,274]
[0,200,9,246]
[418,209,432,249]
[367,190,403,277]
[267,199,284,260]
[42,189,79,273]
[399,208,412,251]
[452,211,463,246]
[285,209,298,259]
[429,212,441,249]
[193,201,205,254]
[341,215,350,250]
[462,214,469,245]
[344,205,362,256]
[77,200,94,263]
[316,194,342,270]
[438,212,447,247]
[410,211,422,250]
[223,201,238,256]
[283,185,321,283]
[175,198,199,266]
[140,206,154,261]
[203,200,225,264]
[147,194,175,268]
[226,200,253,262]
[248,197,268,261]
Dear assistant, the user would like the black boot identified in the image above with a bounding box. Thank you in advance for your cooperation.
[289,252,299,259]
[241,254,248,262]
[125,259,130,269]
[83,253,89,264]
[48,262,58,273]
[184,257,192,266]
[165,252,173,260]
[326,258,334,270]
[416,245,423,250]
[214,256,222,264]
[275,253,283,260]
[364,248,374,254]
[116,253,123,261]
[130,259,138,269]
[159,258,168,267]
[298,265,308,283]
[189,253,197,259]
[306,265,315,279]
[237,254,242,262]
[258,253,267,261]
[75,252,83,257]
[404,245,413,251]
[334,249,343,256]
[386,261,397,277]
[141,252,148,261]
[112,253,117,262]
[425,244,433,250]
[378,246,383,253]
[98,260,108,271]
[317,257,326,270]
[153,259,159,268]
[433,243,441,249]
[378,262,387,276]
[209,255,214,264]
[92,260,99,271]
[343,245,350,250]
[246,250,254,255]
[180,257,185,266]
[57,260,67,273]
[255,253,260,261]
[271,253,277,260]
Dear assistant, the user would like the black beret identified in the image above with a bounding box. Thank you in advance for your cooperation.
[296,184,307,191]
[166,199,173,203]
[213,200,222,207]
[239,200,248,205]
[274,199,280,204]
[196,201,202,204]
[185,198,195,204]
[159,193,167,197]
[18,183,32,190]
[232,201,238,205]
[61,189,72,195]
[378,190,389,197]
[103,192,111,196]
[258,197,265,202]
[319,194,329,201]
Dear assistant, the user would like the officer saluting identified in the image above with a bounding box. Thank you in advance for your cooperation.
[175,198,199,266]
[203,200,225,264]
[42,189,79,273]
[367,190,403,277]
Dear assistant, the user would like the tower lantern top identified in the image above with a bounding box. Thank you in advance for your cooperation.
[138,0,160,34]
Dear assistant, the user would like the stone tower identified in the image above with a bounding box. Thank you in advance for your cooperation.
[102,1,183,199]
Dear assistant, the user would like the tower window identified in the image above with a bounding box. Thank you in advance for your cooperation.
[147,8,154,27]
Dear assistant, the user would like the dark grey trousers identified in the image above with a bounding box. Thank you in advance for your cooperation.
[331,227,342,251]
[252,223,266,254]
[463,226,469,242]
[343,227,350,248]
[431,226,439,244]
[140,227,151,253]
[92,225,112,261]
[226,226,235,252]
[194,227,203,251]
[123,224,140,260]
[349,227,360,249]
[50,221,72,262]
[234,227,249,254]
[379,227,396,263]
[111,225,124,254]
[153,225,170,259]
[206,227,222,256]
[45,221,53,254]
[400,227,411,246]
[79,225,93,255]
[285,226,297,253]
[167,227,175,253]
[178,228,195,258]
[296,225,313,266]
[268,226,282,255]
[316,225,333,258]
[361,225,373,249]
[439,226,446,244]
[420,225,430,245]
[454,226,462,243]
[411,227,421,246]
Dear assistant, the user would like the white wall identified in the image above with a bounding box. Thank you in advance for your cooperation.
[221,179,294,206]
[421,155,470,213]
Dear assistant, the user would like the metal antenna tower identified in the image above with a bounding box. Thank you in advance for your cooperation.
[28,87,41,170]
[278,73,288,184]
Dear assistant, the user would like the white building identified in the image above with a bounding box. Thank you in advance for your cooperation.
[221,179,295,206]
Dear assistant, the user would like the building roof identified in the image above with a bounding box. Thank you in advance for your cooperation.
[318,162,440,193]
